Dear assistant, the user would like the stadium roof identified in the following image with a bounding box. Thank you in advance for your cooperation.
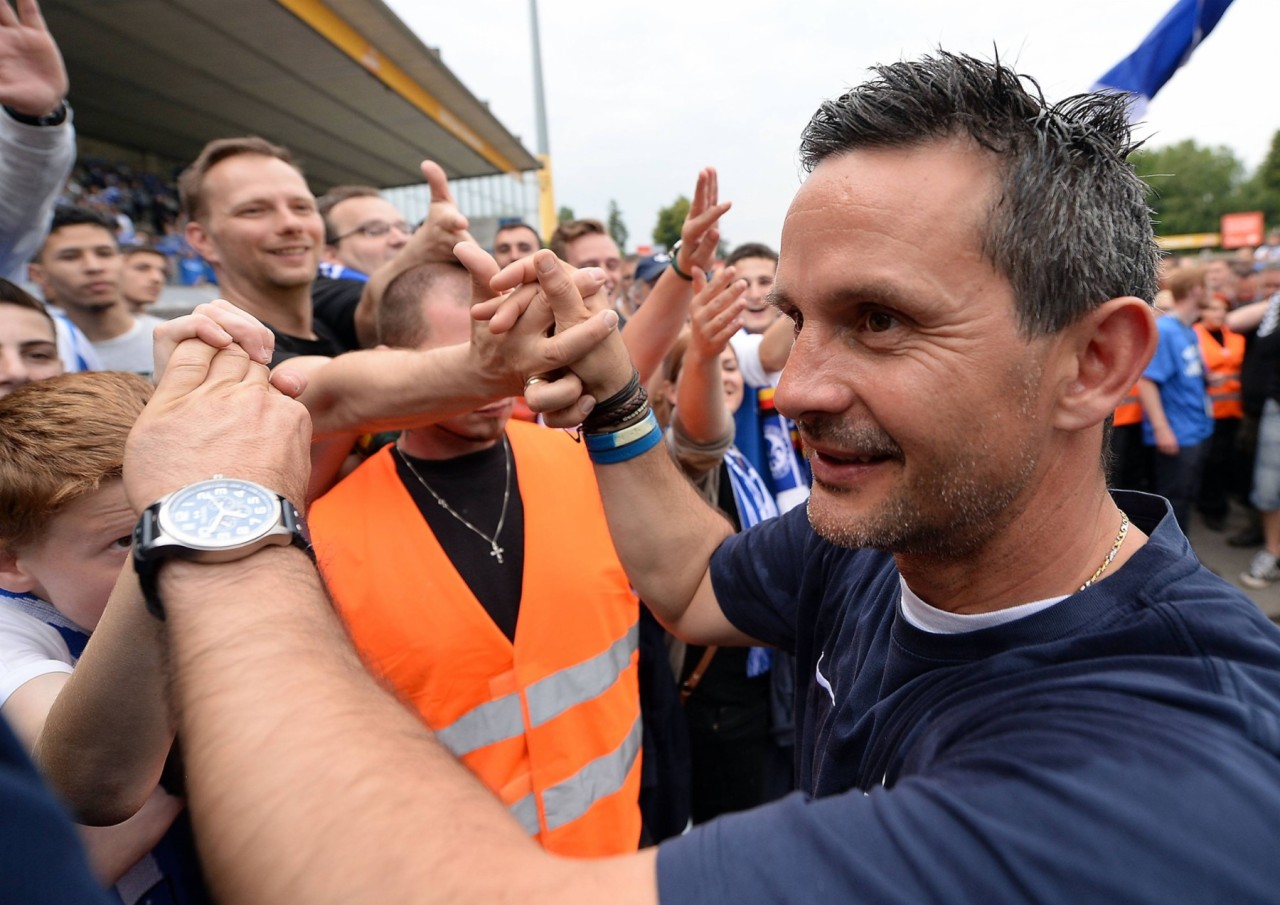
[43,0,539,189]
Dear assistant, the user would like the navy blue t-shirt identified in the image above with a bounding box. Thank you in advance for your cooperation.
[657,491,1280,902]
[0,716,111,903]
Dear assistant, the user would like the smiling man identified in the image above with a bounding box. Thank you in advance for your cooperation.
[180,137,339,365]
[117,53,1280,904]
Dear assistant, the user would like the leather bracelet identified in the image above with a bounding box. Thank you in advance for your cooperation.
[583,370,649,434]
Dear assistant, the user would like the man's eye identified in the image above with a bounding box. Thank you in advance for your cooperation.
[865,311,898,333]
[110,535,133,551]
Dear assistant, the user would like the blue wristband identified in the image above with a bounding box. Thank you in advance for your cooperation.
[588,419,665,464]
[584,410,659,452]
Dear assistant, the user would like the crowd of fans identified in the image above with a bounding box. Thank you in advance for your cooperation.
[2,2,1280,903]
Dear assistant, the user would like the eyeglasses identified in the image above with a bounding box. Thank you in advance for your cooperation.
[330,220,413,242]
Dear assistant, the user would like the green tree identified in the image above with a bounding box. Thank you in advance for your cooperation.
[1130,140,1249,235]
[607,199,628,251]
[1242,128,1280,226]
[557,205,575,223]
[652,195,690,250]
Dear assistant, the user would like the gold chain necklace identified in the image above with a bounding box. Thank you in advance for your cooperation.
[396,437,512,564]
[1079,510,1129,591]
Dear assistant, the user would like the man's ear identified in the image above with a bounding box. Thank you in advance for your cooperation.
[0,547,37,595]
[27,261,46,295]
[1052,296,1157,432]
[185,220,216,266]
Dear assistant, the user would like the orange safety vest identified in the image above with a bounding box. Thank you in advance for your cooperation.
[310,422,641,856]
[1114,382,1144,427]
[1195,323,1244,420]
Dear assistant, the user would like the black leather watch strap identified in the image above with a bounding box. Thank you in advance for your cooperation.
[133,497,314,621]
[4,101,68,127]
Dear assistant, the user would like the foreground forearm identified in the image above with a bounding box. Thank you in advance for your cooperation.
[161,549,623,904]
[593,443,734,631]
[35,565,174,825]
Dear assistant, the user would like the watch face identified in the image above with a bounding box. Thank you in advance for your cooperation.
[157,479,281,551]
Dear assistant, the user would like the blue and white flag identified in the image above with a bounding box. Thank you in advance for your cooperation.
[1092,0,1235,119]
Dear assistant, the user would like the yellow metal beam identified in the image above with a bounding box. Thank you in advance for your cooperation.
[537,154,556,244]
[274,0,520,175]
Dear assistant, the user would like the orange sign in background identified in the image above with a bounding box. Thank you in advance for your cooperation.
[1220,211,1265,249]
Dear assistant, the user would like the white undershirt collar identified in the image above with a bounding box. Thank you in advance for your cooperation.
[898,577,1067,635]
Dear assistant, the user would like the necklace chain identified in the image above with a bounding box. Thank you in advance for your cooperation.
[397,437,512,564]
[1079,510,1129,591]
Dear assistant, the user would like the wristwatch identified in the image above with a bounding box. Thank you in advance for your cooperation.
[133,475,312,619]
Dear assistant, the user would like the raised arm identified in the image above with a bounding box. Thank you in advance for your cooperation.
[619,167,731,383]
[674,267,746,445]
[351,161,473,347]
[488,251,755,646]
[0,0,75,281]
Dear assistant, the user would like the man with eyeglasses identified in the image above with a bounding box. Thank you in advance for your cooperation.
[312,185,414,350]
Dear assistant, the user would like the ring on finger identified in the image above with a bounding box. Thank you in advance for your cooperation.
[524,375,549,390]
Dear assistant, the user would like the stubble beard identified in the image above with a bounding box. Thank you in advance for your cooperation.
[804,364,1044,560]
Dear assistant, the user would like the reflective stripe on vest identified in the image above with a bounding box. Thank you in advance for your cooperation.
[508,712,642,834]
[541,714,642,831]
[527,624,639,727]
[437,624,639,756]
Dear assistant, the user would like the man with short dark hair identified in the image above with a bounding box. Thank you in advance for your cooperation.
[119,245,167,315]
[317,186,411,282]
[118,52,1280,903]
[311,184,413,350]
[29,207,161,376]
[492,220,541,269]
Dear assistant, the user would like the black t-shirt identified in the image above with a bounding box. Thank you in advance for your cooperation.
[267,317,347,367]
[393,440,526,641]
[311,276,364,352]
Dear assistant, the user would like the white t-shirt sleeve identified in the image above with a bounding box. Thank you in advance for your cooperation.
[728,329,782,388]
[0,605,74,708]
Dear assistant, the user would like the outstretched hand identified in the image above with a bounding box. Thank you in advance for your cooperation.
[677,167,731,274]
[0,0,66,117]
[687,267,747,362]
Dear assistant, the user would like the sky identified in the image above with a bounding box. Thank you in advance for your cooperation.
[384,0,1278,253]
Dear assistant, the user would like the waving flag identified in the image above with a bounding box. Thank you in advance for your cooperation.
[1093,0,1236,118]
